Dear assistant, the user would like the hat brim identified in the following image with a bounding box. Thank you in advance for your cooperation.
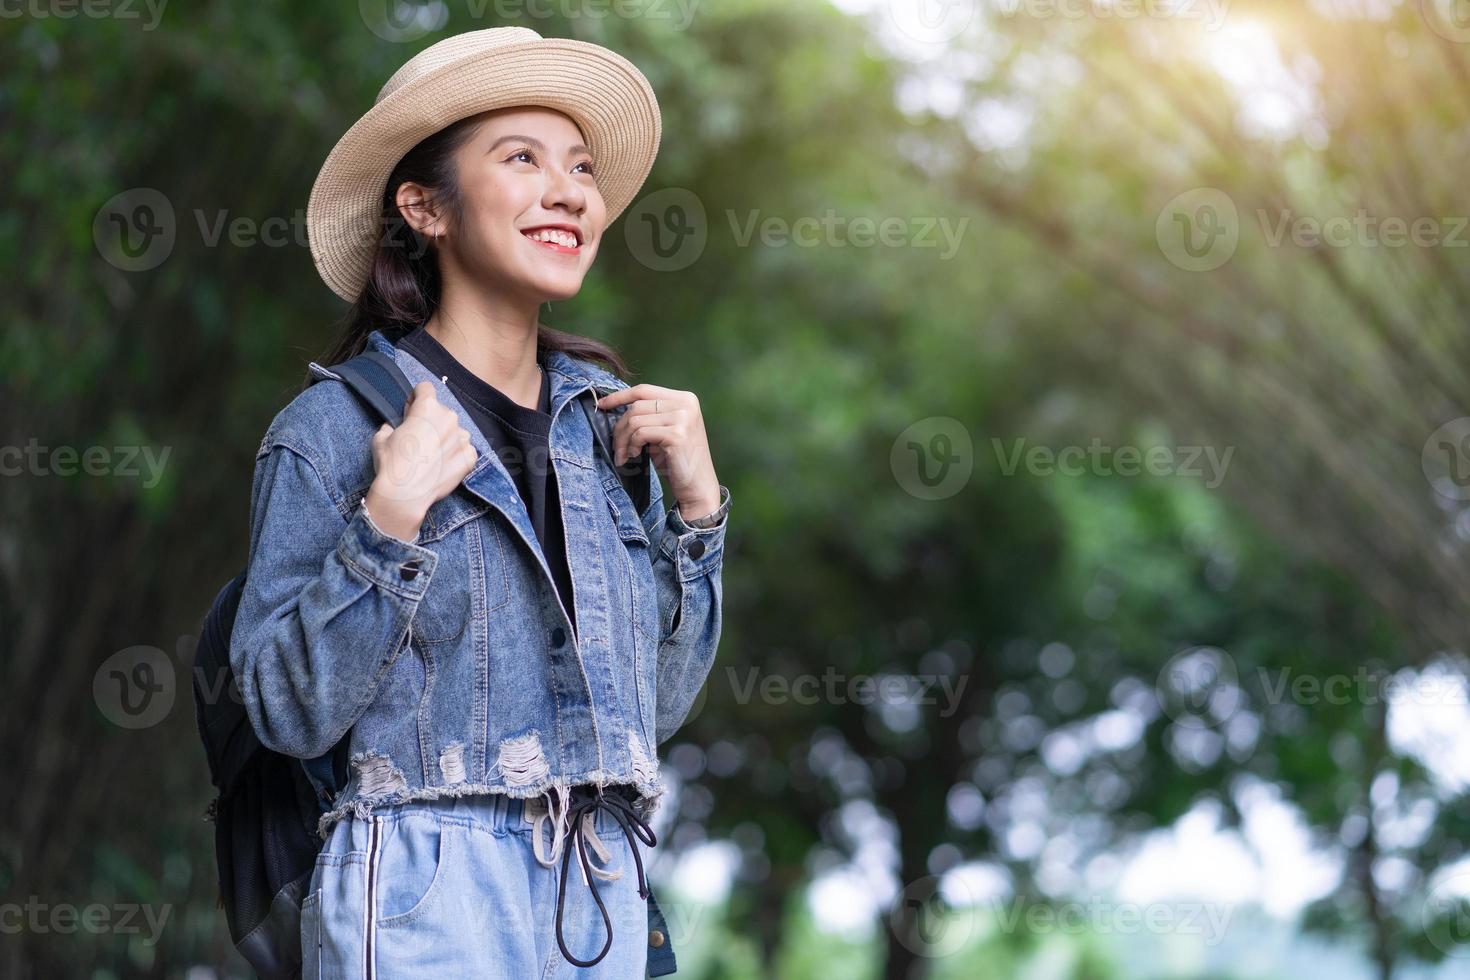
[307,37,661,302]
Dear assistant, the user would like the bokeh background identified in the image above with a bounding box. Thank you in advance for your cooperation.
[7,0,1470,977]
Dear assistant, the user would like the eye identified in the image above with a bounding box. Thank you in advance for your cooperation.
[575,159,597,177]
[508,148,537,164]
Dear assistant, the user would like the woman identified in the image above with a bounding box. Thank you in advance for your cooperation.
[229,27,730,979]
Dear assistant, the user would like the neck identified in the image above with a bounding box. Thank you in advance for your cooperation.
[426,277,545,408]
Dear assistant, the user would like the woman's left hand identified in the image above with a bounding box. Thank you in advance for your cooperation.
[596,384,722,521]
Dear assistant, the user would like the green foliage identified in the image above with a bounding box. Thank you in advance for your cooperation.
[5,1,1469,978]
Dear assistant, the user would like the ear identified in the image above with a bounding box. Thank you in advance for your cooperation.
[394,181,446,239]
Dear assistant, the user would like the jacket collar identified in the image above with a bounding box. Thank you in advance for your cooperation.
[363,328,618,418]
[359,329,609,613]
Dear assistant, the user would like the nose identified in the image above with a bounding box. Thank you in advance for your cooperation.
[542,164,588,219]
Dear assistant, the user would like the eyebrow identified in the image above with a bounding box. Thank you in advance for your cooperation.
[487,134,593,158]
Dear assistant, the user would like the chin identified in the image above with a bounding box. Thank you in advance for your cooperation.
[521,267,587,301]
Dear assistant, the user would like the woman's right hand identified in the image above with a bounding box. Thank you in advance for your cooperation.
[363,382,478,542]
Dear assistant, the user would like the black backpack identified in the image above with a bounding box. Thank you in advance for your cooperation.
[194,350,650,978]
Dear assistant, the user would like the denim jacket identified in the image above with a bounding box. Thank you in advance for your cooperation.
[228,328,727,844]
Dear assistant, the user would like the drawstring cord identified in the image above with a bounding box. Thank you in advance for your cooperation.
[531,783,573,869]
[531,782,644,883]
[548,787,657,967]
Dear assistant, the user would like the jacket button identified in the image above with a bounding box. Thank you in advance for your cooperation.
[649,930,665,948]
[399,560,422,581]
[551,627,567,648]
[687,539,706,560]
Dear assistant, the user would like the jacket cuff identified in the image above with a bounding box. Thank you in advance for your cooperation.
[658,490,728,582]
[337,503,438,599]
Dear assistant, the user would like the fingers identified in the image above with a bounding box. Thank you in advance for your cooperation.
[609,395,685,464]
[609,389,704,468]
[407,380,438,409]
[595,383,674,410]
[616,421,680,466]
[445,439,478,485]
[453,430,476,471]
[405,380,468,440]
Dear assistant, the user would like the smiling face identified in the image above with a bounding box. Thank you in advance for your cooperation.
[430,106,606,305]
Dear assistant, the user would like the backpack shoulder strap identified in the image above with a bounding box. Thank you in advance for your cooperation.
[309,351,415,426]
[314,356,652,516]
[296,350,413,804]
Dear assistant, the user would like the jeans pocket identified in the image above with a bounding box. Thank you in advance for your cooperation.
[300,888,322,980]
[375,814,455,928]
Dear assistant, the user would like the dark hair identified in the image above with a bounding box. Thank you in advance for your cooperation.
[313,109,630,378]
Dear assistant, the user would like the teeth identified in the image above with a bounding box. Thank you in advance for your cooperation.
[525,228,578,247]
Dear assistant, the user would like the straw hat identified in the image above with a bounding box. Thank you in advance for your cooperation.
[307,26,662,302]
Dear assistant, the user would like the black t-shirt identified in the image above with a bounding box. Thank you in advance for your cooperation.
[396,327,576,635]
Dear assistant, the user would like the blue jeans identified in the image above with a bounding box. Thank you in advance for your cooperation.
[301,790,654,978]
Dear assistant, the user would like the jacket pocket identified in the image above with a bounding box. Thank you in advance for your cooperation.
[407,526,470,644]
[602,478,658,630]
